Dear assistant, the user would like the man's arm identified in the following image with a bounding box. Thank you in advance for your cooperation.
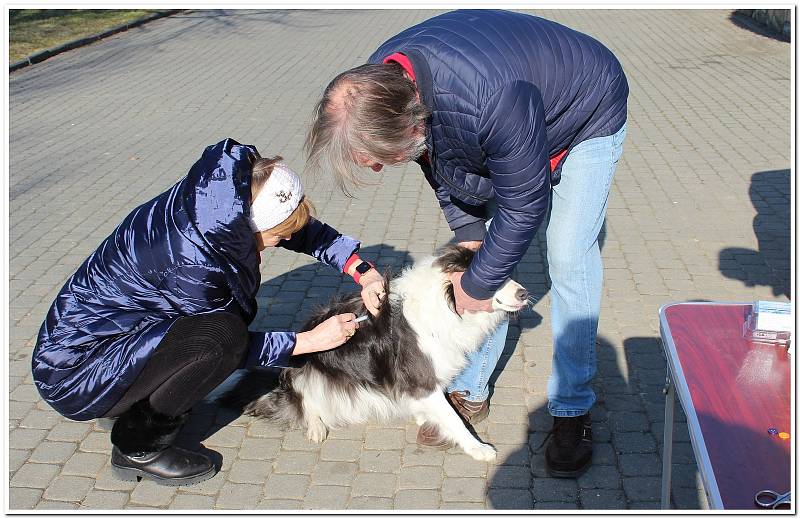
[460,80,551,301]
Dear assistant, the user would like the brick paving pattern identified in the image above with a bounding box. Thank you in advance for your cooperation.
[8,9,790,510]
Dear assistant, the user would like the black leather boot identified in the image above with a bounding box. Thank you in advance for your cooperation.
[543,413,593,478]
[110,400,216,486]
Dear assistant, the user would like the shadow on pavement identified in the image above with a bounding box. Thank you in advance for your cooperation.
[729,11,791,43]
[176,8,362,30]
[175,243,412,448]
[718,169,790,299]
[488,331,704,510]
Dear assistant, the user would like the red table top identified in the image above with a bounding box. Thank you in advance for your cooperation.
[662,303,791,510]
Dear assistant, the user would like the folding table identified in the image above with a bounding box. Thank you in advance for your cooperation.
[659,302,792,509]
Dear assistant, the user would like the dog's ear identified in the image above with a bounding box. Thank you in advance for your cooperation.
[433,244,475,273]
[443,280,462,318]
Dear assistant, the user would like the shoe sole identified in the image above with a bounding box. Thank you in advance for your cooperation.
[545,461,591,479]
[111,463,217,487]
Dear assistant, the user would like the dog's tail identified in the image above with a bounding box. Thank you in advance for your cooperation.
[218,368,304,426]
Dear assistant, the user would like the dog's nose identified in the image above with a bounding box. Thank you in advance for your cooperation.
[516,288,528,301]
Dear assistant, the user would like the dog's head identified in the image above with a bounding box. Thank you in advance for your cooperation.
[432,245,529,315]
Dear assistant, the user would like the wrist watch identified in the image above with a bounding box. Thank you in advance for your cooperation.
[353,261,375,284]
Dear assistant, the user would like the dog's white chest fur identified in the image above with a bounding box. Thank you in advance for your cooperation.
[391,260,506,386]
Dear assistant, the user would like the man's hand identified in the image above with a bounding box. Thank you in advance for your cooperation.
[294,313,358,355]
[458,240,483,251]
[449,271,493,314]
[358,269,386,316]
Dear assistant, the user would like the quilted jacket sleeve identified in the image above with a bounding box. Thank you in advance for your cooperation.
[460,80,552,300]
[158,264,296,368]
[278,217,360,272]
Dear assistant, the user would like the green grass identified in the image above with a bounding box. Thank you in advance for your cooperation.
[9,9,162,63]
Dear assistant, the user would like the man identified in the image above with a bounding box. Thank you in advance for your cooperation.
[305,9,628,477]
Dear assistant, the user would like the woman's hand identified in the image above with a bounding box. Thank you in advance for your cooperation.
[293,313,358,355]
[449,271,493,314]
[358,269,386,316]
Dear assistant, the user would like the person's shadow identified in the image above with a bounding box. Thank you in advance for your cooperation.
[718,169,790,299]
[490,332,708,509]
[173,243,413,465]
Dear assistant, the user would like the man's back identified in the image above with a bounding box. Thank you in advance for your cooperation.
[369,9,628,152]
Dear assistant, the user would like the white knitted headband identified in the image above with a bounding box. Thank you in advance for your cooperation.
[249,162,305,232]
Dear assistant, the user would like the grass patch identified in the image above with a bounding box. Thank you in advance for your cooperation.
[9,9,162,63]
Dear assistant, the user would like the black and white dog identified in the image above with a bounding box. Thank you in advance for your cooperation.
[229,246,528,461]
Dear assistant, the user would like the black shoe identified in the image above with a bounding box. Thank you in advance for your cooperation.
[111,445,215,486]
[109,399,218,486]
[543,413,592,478]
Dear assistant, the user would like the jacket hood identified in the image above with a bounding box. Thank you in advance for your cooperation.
[179,138,261,304]
[182,138,256,261]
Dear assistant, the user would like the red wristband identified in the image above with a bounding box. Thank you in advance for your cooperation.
[343,253,361,275]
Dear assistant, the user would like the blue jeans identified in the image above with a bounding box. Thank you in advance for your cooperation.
[448,123,627,416]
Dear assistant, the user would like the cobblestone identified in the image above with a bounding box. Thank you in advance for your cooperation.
[487,488,534,509]
[351,472,398,498]
[168,494,216,509]
[28,441,77,464]
[303,485,351,509]
[80,490,130,509]
[129,480,178,507]
[263,474,310,500]
[359,449,402,473]
[8,487,43,510]
[10,463,60,489]
[228,459,271,484]
[42,475,94,502]
[395,489,441,509]
[215,482,262,510]
[397,465,444,490]
[442,477,487,502]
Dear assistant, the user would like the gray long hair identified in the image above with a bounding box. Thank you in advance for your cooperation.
[304,63,430,196]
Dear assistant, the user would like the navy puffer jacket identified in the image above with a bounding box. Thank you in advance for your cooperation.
[32,139,359,420]
[368,9,628,299]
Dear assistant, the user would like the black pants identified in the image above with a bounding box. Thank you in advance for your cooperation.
[103,312,249,418]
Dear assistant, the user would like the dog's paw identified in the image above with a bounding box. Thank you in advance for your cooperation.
[306,419,328,443]
[464,443,496,462]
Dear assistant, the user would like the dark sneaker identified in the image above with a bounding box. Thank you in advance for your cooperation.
[447,390,489,425]
[111,445,216,486]
[416,422,455,449]
[543,414,593,478]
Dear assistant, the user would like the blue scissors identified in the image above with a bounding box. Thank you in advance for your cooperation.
[754,489,791,509]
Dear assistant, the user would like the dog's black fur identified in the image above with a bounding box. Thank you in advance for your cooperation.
[221,245,477,424]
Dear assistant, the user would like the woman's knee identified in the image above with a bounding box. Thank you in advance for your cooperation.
[178,312,249,369]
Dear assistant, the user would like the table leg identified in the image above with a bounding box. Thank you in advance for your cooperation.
[661,374,675,509]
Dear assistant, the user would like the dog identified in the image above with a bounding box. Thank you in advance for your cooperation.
[226,245,528,461]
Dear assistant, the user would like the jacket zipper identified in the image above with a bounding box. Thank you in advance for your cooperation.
[427,133,490,204]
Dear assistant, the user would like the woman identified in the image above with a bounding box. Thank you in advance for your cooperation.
[32,138,384,486]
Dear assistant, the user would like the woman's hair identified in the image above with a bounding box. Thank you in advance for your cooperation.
[304,62,430,196]
[250,154,316,236]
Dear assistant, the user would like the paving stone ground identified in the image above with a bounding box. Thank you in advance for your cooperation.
[7,8,790,511]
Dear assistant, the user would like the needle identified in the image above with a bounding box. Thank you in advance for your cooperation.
[354,314,370,323]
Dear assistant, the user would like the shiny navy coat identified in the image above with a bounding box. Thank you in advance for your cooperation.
[32,139,359,421]
[369,9,629,299]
